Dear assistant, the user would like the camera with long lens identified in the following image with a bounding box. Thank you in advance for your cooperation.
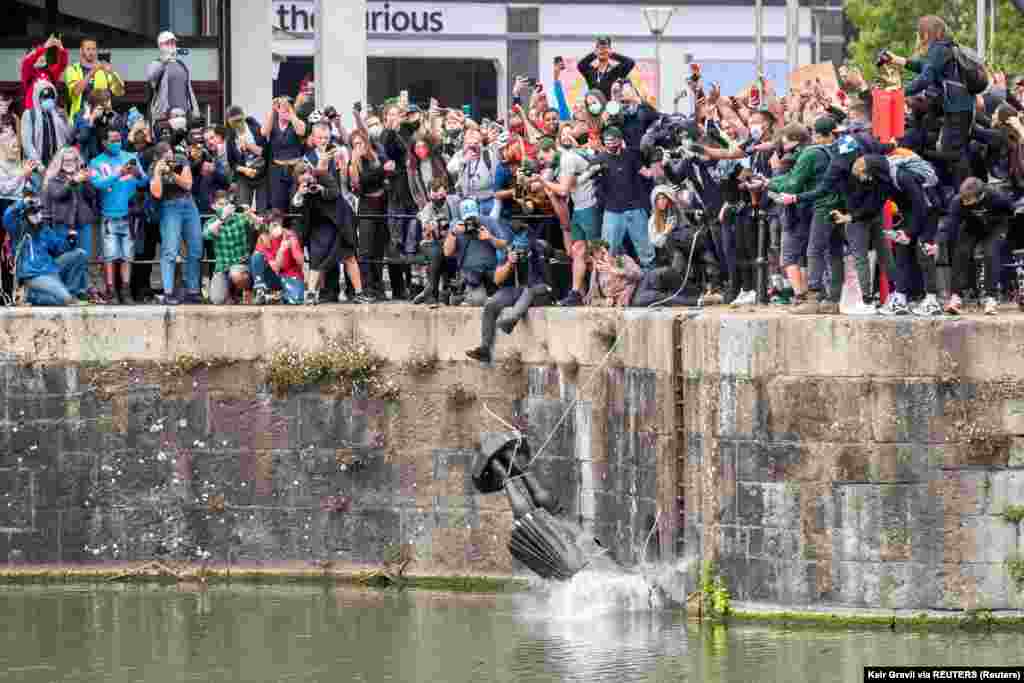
[463,216,481,237]
[161,153,189,184]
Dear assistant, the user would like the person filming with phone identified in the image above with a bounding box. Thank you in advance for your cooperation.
[64,38,124,123]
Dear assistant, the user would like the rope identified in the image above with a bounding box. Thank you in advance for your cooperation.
[481,330,622,484]
[646,224,705,309]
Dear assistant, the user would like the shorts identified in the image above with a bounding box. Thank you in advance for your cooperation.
[570,206,602,242]
[102,218,135,263]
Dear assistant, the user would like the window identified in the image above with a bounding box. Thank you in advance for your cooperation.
[507,7,539,34]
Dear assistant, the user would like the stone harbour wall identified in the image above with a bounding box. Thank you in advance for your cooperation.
[2,306,1024,611]
[681,314,1024,610]
[0,307,676,577]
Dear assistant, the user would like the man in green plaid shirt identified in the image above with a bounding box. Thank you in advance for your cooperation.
[204,190,256,304]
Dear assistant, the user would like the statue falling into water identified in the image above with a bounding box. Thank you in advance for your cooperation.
[471,432,620,580]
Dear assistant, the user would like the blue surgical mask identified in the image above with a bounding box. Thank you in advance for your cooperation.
[108,142,122,155]
[40,98,56,112]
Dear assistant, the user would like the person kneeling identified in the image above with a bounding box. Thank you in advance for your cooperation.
[584,239,642,307]
[252,209,305,305]
[204,190,255,304]
[2,193,89,306]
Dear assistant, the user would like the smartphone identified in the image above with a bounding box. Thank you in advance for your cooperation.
[462,104,472,116]
[399,90,409,107]
[554,56,564,66]
[98,51,111,63]
[749,86,761,108]
[526,77,538,89]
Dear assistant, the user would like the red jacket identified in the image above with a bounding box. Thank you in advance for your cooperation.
[21,45,68,111]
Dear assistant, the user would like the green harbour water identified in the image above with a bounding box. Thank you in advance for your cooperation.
[1,583,1022,683]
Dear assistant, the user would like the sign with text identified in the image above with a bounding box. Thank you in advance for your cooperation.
[272,1,503,36]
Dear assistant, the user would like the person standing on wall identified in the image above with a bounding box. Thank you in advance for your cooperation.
[145,32,200,123]
[64,37,125,124]
[577,36,636,101]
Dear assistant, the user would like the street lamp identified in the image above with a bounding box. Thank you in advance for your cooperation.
[643,7,676,108]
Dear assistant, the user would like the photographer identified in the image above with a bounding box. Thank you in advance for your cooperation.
[925,177,1014,316]
[149,140,202,305]
[551,121,600,306]
[635,185,714,306]
[465,230,552,364]
[89,128,148,304]
[292,162,371,305]
[252,209,305,305]
[414,177,461,305]
[225,105,268,211]
[74,88,121,162]
[592,126,655,270]
[145,32,199,121]
[443,198,509,307]
[20,35,68,112]
[43,146,97,273]
[65,38,124,123]
[186,122,229,216]
[3,191,89,306]
[882,15,976,187]
[203,190,255,305]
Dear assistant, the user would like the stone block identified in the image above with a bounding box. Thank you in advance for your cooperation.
[990,470,1024,511]
[0,468,33,529]
[764,377,872,443]
[962,516,1019,564]
[737,441,804,483]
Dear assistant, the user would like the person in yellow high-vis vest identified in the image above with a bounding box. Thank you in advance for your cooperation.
[64,38,124,122]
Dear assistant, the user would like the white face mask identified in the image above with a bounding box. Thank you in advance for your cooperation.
[160,45,177,61]
[749,125,764,141]
[169,117,187,131]
[27,212,42,225]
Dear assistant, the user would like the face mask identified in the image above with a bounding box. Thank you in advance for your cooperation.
[588,102,603,116]
[368,124,383,138]
[107,142,122,155]
[160,45,177,61]
[575,133,590,145]
[415,146,430,161]
[62,161,77,172]
[605,101,621,117]
[27,212,42,225]
[604,139,621,152]
[41,98,56,112]
[169,117,186,131]
[749,125,763,141]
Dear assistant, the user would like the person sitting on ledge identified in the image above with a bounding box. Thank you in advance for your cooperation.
[2,189,89,306]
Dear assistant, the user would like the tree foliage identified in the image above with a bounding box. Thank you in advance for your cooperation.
[845,0,1024,81]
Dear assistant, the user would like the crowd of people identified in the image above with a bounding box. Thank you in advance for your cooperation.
[2,19,1024,355]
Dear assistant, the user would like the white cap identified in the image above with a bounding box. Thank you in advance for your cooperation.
[157,31,177,46]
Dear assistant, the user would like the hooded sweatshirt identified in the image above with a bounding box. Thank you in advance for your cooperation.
[20,79,71,166]
[20,44,68,112]
[648,184,696,250]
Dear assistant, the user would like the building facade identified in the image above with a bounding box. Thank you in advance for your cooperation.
[0,0,834,124]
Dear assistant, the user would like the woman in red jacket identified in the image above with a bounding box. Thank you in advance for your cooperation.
[21,36,68,112]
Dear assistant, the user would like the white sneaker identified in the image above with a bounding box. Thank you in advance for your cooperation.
[878,293,909,316]
[846,301,877,316]
[729,289,749,307]
[911,294,942,317]
[984,296,998,316]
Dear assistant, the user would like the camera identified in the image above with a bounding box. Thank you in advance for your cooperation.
[510,247,528,261]
[352,101,362,114]
[306,183,323,195]
[463,216,481,237]
[95,108,116,128]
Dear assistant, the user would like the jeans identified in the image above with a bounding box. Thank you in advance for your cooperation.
[251,252,305,304]
[806,212,846,301]
[603,208,654,269]
[158,198,203,295]
[25,249,88,305]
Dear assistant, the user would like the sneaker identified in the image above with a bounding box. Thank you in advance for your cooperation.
[352,291,376,305]
[846,300,877,316]
[412,288,433,305]
[983,296,998,316]
[790,292,821,315]
[879,293,910,316]
[183,291,204,305]
[911,294,941,317]
[304,290,320,306]
[558,290,583,307]
[729,289,750,307]
[944,294,962,316]
[497,316,518,335]
[253,287,268,305]
[120,291,136,306]
[466,347,492,363]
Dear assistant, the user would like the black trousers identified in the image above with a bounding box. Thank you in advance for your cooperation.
[480,285,552,350]
[952,225,1007,298]
[130,215,161,299]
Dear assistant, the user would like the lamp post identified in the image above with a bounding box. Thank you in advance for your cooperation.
[643,7,676,108]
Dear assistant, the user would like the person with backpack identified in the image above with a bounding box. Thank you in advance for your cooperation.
[924,177,1015,316]
[773,116,846,314]
[852,152,943,316]
[883,15,980,188]
[144,32,199,123]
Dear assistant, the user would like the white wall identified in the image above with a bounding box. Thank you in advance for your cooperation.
[232,0,274,119]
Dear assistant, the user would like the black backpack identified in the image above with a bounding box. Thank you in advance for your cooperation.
[953,44,989,95]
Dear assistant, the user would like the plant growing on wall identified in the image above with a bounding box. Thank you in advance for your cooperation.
[264,336,399,400]
[700,560,732,619]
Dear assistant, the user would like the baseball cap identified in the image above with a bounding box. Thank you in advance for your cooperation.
[460,198,480,221]
[158,31,177,45]
[596,36,612,47]
[226,105,245,121]
[602,126,624,140]
[813,116,838,136]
